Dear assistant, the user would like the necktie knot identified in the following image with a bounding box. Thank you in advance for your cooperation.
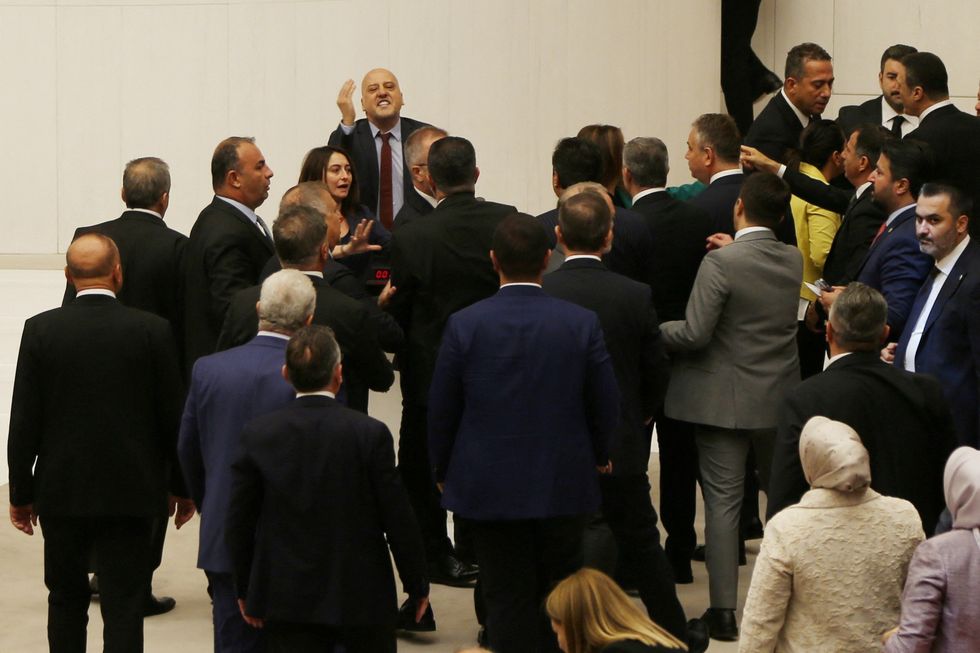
[891,115,905,137]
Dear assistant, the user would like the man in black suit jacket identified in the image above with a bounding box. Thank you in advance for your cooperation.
[184,137,276,372]
[8,234,184,652]
[384,136,513,585]
[769,283,957,533]
[218,202,393,413]
[228,325,429,653]
[542,192,689,642]
[897,52,980,224]
[329,69,428,228]
[685,114,746,236]
[392,125,447,230]
[836,44,919,138]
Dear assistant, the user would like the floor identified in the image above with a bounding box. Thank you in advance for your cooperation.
[0,269,756,652]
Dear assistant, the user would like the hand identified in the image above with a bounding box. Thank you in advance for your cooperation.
[881,626,898,644]
[9,503,37,535]
[739,145,780,174]
[804,303,822,333]
[706,233,734,250]
[238,599,265,628]
[436,482,445,494]
[174,497,196,529]
[596,460,613,475]
[346,219,383,256]
[378,281,397,309]
[881,342,897,364]
[818,286,845,313]
[414,596,430,623]
[337,79,357,126]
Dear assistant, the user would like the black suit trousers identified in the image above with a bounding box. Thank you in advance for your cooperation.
[471,516,586,653]
[656,413,698,565]
[266,622,394,653]
[398,402,452,556]
[42,515,153,653]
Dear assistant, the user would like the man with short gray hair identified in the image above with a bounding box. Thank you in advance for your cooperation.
[179,269,315,653]
[394,125,449,228]
[768,281,957,534]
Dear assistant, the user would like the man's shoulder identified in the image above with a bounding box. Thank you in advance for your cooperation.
[194,336,285,374]
[313,281,368,315]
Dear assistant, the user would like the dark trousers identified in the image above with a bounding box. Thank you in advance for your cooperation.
[41,515,153,653]
[471,516,586,653]
[206,571,265,653]
[600,474,688,639]
[721,0,771,134]
[656,414,698,567]
[398,402,452,558]
[796,320,827,380]
[266,622,394,653]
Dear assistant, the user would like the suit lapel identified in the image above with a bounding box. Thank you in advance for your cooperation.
[922,242,976,334]
[856,205,914,276]
[213,197,275,254]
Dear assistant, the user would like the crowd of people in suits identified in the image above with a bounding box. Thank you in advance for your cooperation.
[6,36,980,653]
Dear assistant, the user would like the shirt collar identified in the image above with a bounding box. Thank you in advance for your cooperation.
[500,282,542,289]
[781,88,811,127]
[216,195,259,225]
[825,351,853,369]
[734,226,773,239]
[855,181,872,199]
[886,204,914,226]
[935,235,971,275]
[632,187,666,202]
[296,390,336,399]
[564,254,602,262]
[256,330,290,341]
[301,270,324,279]
[709,168,742,184]
[369,119,403,142]
[128,208,163,219]
[880,97,919,128]
[415,187,438,208]
[76,288,116,299]
[918,99,954,122]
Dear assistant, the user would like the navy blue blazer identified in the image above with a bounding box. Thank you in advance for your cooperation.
[177,335,295,573]
[856,205,933,340]
[428,285,620,521]
[894,239,980,446]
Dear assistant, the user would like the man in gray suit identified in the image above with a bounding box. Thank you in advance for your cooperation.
[660,172,802,642]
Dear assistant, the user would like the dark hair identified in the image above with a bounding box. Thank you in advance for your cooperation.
[791,119,844,169]
[881,138,933,198]
[850,123,887,168]
[492,213,550,279]
[692,114,741,163]
[211,136,254,191]
[920,182,973,221]
[577,124,625,191]
[829,282,888,350]
[879,44,917,71]
[298,145,361,217]
[286,325,342,393]
[428,136,477,194]
[272,205,327,267]
[739,172,791,228]
[558,191,612,252]
[552,137,602,189]
[623,137,669,188]
[785,42,832,80]
[123,157,170,209]
[901,52,949,100]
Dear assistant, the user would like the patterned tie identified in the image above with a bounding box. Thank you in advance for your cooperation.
[379,132,394,229]
[891,115,905,137]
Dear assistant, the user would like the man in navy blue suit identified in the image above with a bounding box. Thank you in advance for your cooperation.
[178,269,314,653]
[889,183,980,447]
[428,213,620,653]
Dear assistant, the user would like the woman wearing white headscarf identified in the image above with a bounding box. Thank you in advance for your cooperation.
[882,446,980,652]
[739,416,924,652]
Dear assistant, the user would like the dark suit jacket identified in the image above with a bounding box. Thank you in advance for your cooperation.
[769,351,957,532]
[689,172,743,236]
[8,295,182,518]
[820,186,886,285]
[386,191,516,406]
[543,258,668,476]
[177,335,296,573]
[631,191,713,322]
[227,395,427,627]
[538,206,654,287]
[744,92,807,163]
[905,104,980,215]
[856,205,934,339]
[836,96,882,137]
[183,196,275,371]
[393,186,436,231]
[215,274,393,413]
[895,239,980,447]
[328,116,428,216]
[428,285,620,520]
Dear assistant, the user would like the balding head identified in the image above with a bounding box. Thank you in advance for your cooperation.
[361,68,404,131]
[559,181,615,216]
[66,233,122,292]
[279,181,343,249]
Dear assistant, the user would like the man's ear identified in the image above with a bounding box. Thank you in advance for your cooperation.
[473,166,480,185]
[281,364,289,382]
[490,249,500,274]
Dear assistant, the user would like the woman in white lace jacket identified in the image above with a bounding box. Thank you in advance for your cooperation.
[738,416,924,653]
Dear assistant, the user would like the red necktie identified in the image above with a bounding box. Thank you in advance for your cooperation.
[379,132,393,229]
[871,221,888,247]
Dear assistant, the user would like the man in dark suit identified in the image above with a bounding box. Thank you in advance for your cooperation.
[183,137,276,372]
[179,270,314,653]
[429,213,620,653]
[218,200,393,414]
[685,113,750,235]
[61,156,191,615]
[538,137,654,284]
[719,0,781,135]
[897,52,980,220]
[836,44,919,138]
[889,183,980,447]
[392,126,447,230]
[769,282,957,533]
[624,135,712,582]
[329,69,428,228]
[542,191,693,643]
[384,136,513,586]
[228,325,429,653]
[8,234,184,652]
[744,42,834,164]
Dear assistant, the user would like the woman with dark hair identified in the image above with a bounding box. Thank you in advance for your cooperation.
[298,145,389,280]
[578,124,632,208]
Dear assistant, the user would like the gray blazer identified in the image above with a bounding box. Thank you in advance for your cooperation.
[660,229,802,429]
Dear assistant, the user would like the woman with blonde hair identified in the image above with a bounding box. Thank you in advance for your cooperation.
[546,568,687,653]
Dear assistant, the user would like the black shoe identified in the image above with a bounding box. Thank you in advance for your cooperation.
[427,553,478,587]
[686,618,710,653]
[396,598,436,632]
[752,70,783,101]
[89,575,99,598]
[671,562,694,585]
[477,627,488,647]
[741,518,764,541]
[692,544,746,566]
[144,595,176,617]
[701,608,738,642]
